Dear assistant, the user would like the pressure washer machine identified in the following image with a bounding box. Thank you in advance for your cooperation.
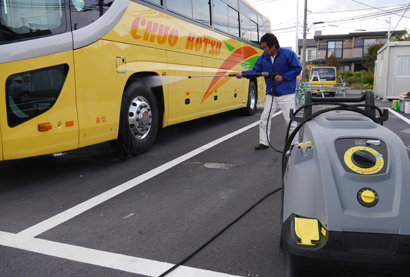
[281,91,410,277]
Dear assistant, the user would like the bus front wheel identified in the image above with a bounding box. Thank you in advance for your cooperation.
[241,81,257,115]
[111,82,159,156]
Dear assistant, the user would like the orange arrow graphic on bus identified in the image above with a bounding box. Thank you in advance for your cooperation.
[201,46,258,104]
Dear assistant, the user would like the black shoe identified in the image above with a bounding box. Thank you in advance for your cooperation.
[255,144,269,150]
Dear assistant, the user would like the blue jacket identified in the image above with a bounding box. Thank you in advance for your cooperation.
[242,47,302,97]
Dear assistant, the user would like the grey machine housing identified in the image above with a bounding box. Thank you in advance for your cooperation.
[281,91,410,277]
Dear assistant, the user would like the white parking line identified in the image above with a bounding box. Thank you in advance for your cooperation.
[18,115,281,238]
[0,231,241,277]
[388,108,410,125]
[2,112,282,277]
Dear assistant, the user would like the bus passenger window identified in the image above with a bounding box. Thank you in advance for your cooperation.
[240,14,250,41]
[168,0,192,18]
[250,20,258,44]
[6,64,69,127]
[213,0,229,33]
[145,0,162,5]
[228,7,239,37]
[258,14,265,42]
[223,0,238,9]
[192,0,210,25]
[70,0,113,30]
[0,0,67,43]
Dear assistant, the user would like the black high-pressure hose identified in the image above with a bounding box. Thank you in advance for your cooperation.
[157,72,288,277]
[281,98,388,178]
[158,92,389,277]
[189,72,285,153]
[157,186,282,277]
[264,74,284,153]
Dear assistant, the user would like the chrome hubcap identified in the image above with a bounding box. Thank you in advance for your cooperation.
[249,87,256,110]
[128,96,152,139]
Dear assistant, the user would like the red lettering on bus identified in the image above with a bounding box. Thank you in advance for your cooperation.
[131,17,146,40]
[195,37,202,52]
[209,40,216,55]
[168,28,179,47]
[203,38,210,53]
[185,33,196,50]
[143,21,159,42]
[215,42,222,56]
[157,25,170,44]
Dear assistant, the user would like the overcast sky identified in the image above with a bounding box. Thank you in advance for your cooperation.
[247,0,410,51]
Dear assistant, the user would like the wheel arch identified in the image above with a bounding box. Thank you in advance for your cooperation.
[124,72,165,128]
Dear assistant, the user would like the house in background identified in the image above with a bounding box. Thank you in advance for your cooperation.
[298,37,318,65]
[297,30,403,73]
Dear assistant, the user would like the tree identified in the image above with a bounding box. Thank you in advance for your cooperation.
[325,53,339,70]
[394,30,410,41]
[364,43,384,72]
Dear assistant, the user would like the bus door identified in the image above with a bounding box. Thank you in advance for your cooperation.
[0,0,78,161]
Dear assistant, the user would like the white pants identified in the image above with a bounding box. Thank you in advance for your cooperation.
[259,94,299,146]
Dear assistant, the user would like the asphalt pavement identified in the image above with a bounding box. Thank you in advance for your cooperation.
[0,90,409,277]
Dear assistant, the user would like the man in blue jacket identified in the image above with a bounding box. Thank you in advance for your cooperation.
[236,33,302,150]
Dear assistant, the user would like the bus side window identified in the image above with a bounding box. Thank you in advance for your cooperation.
[213,0,229,33]
[192,0,210,26]
[228,6,239,37]
[6,64,69,128]
[70,0,113,30]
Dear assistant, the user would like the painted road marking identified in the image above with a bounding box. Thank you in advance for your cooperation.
[0,113,282,277]
[388,108,410,125]
[18,114,280,238]
[0,231,241,277]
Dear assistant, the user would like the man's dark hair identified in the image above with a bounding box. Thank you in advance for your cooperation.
[260,33,280,49]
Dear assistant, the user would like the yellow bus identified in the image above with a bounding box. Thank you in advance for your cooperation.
[0,0,271,161]
[309,66,337,97]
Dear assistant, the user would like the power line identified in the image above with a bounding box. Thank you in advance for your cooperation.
[272,6,407,31]
[312,4,407,14]
[392,2,410,32]
[351,0,410,19]
[323,7,409,24]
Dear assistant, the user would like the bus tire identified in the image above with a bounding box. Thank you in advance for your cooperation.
[241,81,257,116]
[111,82,159,156]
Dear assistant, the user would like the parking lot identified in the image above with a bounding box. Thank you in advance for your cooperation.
[1,91,409,277]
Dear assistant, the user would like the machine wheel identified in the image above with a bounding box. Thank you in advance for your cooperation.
[329,92,336,97]
[111,82,159,156]
[241,81,257,115]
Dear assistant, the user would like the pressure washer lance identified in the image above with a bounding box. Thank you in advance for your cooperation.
[188,72,278,78]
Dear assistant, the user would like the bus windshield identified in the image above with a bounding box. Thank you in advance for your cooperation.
[0,0,67,43]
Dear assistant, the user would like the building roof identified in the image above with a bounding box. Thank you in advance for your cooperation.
[314,30,403,42]
[298,38,317,48]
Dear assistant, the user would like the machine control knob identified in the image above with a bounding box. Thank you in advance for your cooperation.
[352,150,376,168]
[361,190,375,204]
[357,188,379,207]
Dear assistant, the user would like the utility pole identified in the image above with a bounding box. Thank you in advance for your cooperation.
[295,0,299,54]
[301,0,307,82]
[387,17,391,41]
